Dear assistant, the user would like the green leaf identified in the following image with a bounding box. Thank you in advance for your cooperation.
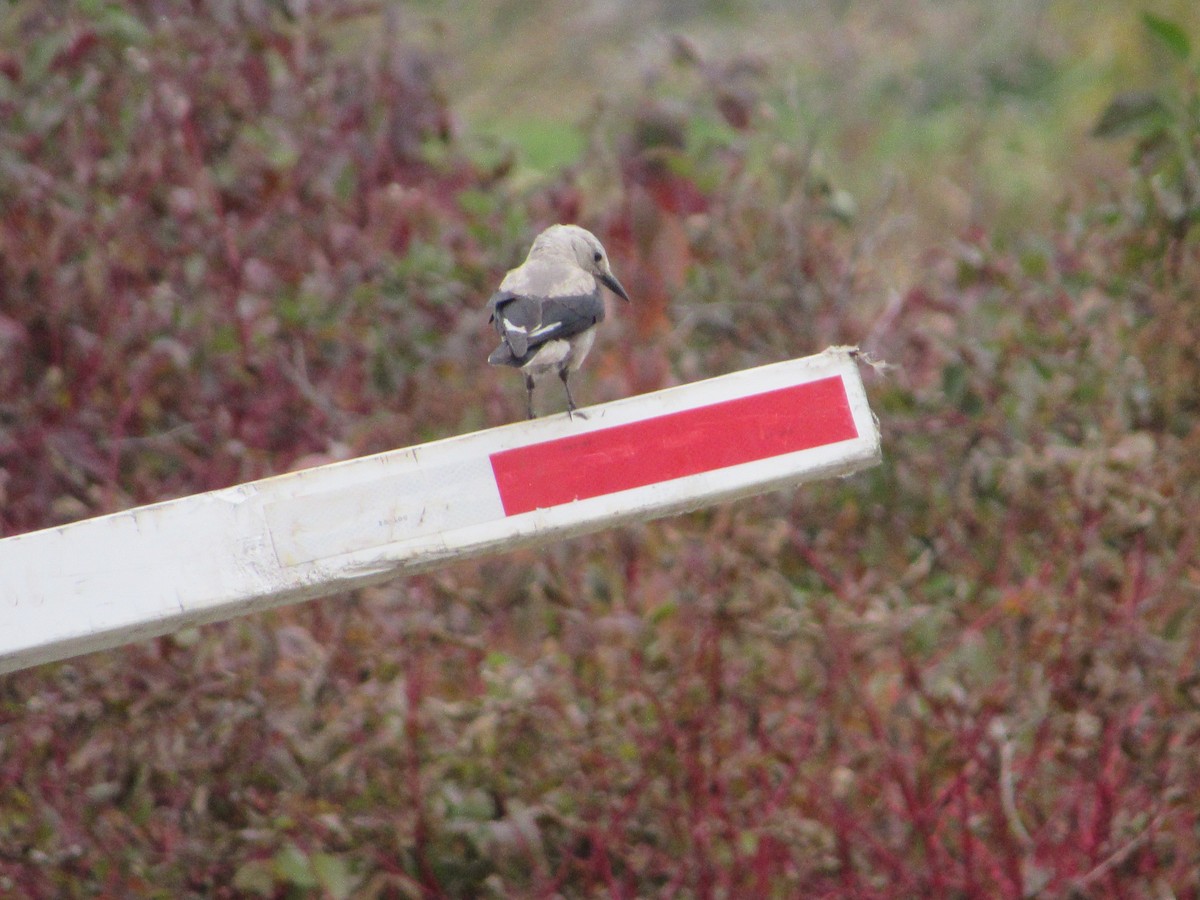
[1092,91,1168,138]
[79,0,151,43]
[25,32,70,81]
[231,860,276,896]
[648,600,678,624]
[312,853,357,900]
[1142,12,1191,61]
[273,845,319,889]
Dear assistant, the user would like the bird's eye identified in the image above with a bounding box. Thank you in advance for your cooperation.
[593,251,603,263]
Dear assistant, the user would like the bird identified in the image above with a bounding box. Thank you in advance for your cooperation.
[486,224,630,420]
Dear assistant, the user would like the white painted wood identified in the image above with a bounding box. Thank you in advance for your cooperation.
[0,347,881,674]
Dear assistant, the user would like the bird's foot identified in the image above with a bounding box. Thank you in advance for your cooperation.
[525,378,537,420]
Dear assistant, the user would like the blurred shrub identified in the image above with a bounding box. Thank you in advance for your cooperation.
[1093,12,1200,271]
[1093,11,1200,433]
[0,0,495,532]
[1,5,1199,899]
[566,38,863,399]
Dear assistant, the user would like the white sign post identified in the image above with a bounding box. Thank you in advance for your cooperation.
[0,347,881,674]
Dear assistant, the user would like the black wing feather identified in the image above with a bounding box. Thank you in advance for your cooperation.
[487,288,605,367]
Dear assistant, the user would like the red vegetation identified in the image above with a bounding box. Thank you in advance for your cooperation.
[1,2,1198,897]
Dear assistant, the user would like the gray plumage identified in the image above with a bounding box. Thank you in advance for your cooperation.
[486,224,630,419]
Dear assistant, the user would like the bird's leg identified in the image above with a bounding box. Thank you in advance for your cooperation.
[560,369,586,420]
[524,374,536,420]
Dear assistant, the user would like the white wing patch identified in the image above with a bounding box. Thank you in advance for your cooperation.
[527,321,562,339]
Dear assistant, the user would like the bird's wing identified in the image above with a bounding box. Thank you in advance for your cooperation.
[489,290,604,360]
[489,259,605,362]
[487,291,537,357]
[530,292,605,342]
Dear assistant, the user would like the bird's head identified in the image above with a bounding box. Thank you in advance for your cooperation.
[532,224,630,303]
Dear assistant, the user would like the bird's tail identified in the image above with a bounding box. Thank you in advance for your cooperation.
[488,344,519,366]
[501,325,529,358]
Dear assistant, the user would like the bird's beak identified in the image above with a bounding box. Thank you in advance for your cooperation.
[600,271,630,303]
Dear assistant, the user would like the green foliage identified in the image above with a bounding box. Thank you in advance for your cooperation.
[1090,12,1200,431]
[1142,11,1193,61]
[1094,12,1200,273]
[478,118,588,174]
[232,846,359,898]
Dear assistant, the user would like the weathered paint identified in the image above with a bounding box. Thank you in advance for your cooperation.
[0,347,881,674]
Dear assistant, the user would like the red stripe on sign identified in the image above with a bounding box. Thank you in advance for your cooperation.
[489,375,857,516]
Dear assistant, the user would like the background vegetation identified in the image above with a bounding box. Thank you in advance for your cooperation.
[2,0,1199,895]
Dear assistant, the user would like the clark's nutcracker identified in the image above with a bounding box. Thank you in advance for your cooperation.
[486,224,630,419]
